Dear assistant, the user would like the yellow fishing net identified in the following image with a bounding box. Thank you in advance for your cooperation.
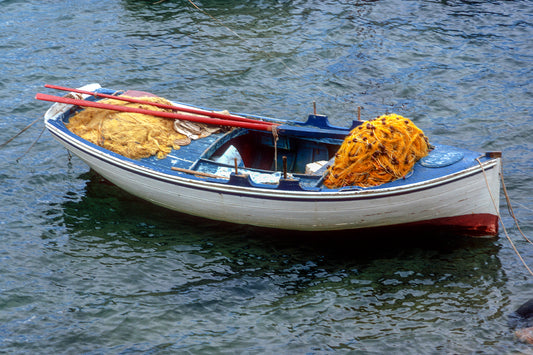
[66,96,192,160]
[323,114,430,188]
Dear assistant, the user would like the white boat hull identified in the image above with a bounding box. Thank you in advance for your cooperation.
[47,123,501,235]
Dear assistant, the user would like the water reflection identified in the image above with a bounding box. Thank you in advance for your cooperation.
[59,170,504,291]
[52,170,508,352]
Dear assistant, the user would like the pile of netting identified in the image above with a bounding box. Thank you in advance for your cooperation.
[66,96,222,160]
[323,114,430,188]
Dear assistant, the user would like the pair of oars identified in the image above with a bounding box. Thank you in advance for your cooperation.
[36,85,279,132]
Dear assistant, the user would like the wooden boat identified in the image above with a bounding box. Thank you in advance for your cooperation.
[39,84,502,236]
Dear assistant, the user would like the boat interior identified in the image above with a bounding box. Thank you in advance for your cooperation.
[190,127,344,188]
[49,94,492,192]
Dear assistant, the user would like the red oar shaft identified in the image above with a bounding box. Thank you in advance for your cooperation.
[36,93,276,132]
[44,84,275,126]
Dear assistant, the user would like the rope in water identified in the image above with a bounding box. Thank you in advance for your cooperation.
[16,126,45,162]
[0,117,45,162]
[501,172,533,245]
[0,117,40,149]
[476,157,533,276]
[183,0,338,104]
[186,0,248,44]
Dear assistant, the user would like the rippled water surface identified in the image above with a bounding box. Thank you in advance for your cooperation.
[1,0,532,353]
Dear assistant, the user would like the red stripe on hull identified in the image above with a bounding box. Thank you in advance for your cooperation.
[399,213,499,237]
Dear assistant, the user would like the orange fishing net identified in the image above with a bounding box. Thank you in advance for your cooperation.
[66,96,191,160]
[323,114,430,188]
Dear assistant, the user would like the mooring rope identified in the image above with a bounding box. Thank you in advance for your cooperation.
[186,0,248,44]
[1,116,45,163]
[0,117,41,149]
[476,157,533,276]
[16,126,45,162]
[501,172,533,245]
[184,0,339,104]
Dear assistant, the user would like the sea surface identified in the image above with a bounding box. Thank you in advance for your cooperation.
[1,0,532,353]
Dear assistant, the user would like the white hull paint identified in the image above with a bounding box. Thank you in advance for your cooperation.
[47,123,501,232]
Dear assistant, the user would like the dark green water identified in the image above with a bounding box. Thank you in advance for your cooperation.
[1,0,532,353]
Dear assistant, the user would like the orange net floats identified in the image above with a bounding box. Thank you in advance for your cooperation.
[323,114,430,188]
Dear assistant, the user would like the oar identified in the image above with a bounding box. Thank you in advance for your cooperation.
[44,84,276,127]
[35,93,277,132]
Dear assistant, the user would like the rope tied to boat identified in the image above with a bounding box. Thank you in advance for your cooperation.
[476,157,533,276]
[324,114,430,188]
